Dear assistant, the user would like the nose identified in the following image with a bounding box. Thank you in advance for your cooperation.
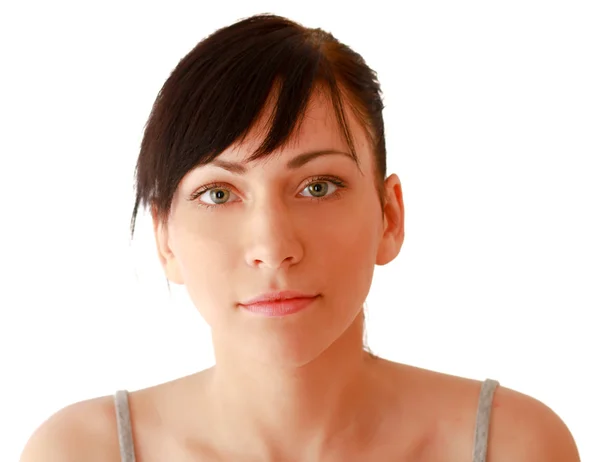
[243,197,304,270]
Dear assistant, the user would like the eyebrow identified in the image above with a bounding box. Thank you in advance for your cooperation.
[209,149,357,175]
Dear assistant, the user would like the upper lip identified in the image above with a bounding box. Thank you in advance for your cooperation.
[240,290,319,305]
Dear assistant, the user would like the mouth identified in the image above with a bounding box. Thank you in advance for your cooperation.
[239,291,320,317]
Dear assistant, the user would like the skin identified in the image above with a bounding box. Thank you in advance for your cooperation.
[20,88,580,462]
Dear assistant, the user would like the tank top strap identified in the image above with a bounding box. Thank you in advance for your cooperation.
[472,379,499,462]
[113,380,498,461]
[114,390,136,462]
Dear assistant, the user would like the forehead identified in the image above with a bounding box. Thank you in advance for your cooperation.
[221,87,370,163]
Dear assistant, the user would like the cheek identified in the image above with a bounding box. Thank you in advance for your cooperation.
[171,221,239,323]
[307,201,381,296]
[309,194,381,256]
[175,225,235,273]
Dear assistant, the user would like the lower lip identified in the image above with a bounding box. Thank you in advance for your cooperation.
[241,296,318,317]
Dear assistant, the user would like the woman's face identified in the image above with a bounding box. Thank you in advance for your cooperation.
[153,90,404,366]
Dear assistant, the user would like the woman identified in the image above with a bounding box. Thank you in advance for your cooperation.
[21,13,579,462]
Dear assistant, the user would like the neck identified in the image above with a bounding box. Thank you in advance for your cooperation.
[205,312,384,460]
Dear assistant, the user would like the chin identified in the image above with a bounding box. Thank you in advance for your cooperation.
[238,311,362,369]
[244,332,335,369]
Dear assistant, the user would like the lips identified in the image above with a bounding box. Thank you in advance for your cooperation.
[240,290,318,305]
[239,291,319,317]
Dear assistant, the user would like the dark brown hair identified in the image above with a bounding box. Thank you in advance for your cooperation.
[130,13,387,238]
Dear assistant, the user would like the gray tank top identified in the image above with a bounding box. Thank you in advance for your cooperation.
[114,378,499,462]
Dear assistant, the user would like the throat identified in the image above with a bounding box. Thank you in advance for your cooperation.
[202,320,386,460]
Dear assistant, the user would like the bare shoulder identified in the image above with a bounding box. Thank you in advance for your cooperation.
[377,360,580,461]
[487,384,580,461]
[20,395,120,462]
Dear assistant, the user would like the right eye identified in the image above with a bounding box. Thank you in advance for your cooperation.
[201,188,231,205]
[191,183,240,209]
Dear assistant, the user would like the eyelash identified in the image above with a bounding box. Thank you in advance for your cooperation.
[190,175,347,211]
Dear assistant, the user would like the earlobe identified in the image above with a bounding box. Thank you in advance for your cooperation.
[375,174,405,266]
[152,206,185,285]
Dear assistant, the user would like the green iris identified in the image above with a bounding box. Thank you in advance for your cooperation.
[307,182,328,197]
[210,189,230,204]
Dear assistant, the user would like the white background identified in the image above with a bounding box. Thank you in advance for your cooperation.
[1,1,598,460]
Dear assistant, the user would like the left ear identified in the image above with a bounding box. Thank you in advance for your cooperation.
[376,174,405,265]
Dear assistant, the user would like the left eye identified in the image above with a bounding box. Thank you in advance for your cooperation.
[299,181,338,198]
